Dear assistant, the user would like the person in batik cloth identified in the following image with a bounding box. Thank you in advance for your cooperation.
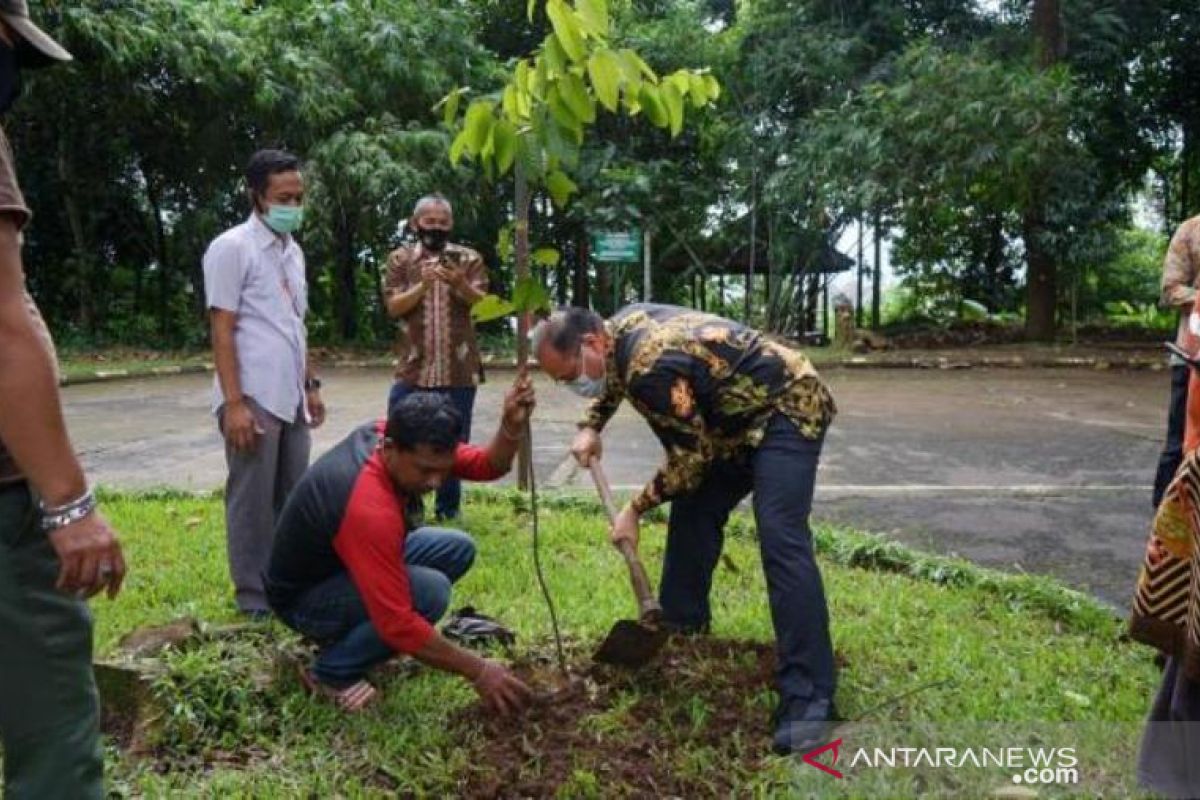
[1132,278,1200,798]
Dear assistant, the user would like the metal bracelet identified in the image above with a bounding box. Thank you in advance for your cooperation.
[39,488,97,532]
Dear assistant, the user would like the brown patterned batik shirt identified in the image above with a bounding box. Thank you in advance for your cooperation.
[1162,214,1200,355]
[383,242,488,388]
[580,303,837,514]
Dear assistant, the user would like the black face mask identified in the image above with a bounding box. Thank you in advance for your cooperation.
[417,226,450,252]
[0,43,22,115]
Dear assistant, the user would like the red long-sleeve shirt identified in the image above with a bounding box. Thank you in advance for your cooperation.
[265,421,502,653]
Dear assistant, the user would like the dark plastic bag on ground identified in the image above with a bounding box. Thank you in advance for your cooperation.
[441,606,516,653]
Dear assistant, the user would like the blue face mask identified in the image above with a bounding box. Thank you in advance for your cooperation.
[263,204,304,234]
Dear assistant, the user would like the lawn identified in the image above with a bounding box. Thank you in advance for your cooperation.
[93,490,1160,798]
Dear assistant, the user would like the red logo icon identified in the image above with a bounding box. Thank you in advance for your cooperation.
[802,738,844,779]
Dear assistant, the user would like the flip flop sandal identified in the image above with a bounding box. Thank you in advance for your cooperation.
[298,667,378,713]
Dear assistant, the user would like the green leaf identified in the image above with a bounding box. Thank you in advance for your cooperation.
[512,275,551,313]
[661,81,684,136]
[449,130,470,166]
[480,124,496,162]
[639,84,668,128]
[587,48,621,112]
[502,84,519,121]
[701,73,721,101]
[493,119,518,176]
[546,169,579,207]
[546,0,586,63]
[547,86,581,134]
[621,49,657,81]
[516,59,531,94]
[527,0,537,22]
[463,100,495,151]
[532,247,561,267]
[544,34,568,78]
[471,294,517,323]
[497,226,514,263]
[576,0,609,37]
[558,72,596,123]
[687,73,709,108]
[434,88,465,127]
[667,71,691,94]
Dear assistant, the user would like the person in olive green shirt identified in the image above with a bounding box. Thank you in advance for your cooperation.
[0,5,126,799]
[532,303,837,755]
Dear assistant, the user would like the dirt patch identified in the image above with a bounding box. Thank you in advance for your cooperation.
[453,638,789,798]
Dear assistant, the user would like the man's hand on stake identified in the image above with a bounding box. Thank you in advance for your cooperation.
[502,369,536,432]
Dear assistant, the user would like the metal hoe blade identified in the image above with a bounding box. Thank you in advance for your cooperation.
[593,619,669,668]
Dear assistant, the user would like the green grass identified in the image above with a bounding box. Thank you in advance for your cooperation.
[93,492,1161,798]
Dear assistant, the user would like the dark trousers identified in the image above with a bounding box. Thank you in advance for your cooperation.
[1154,365,1190,509]
[0,482,103,800]
[1138,657,1200,798]
[277,527,475,687]
[659,413,836,707]
[387,382,477,519]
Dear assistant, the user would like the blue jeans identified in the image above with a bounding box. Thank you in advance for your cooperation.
[659,413,835,709]
[279,527,475,687]
[387,382,477,519]
[1154,365,1189,509]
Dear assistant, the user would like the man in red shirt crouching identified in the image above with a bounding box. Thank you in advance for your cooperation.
[266,374,535,714]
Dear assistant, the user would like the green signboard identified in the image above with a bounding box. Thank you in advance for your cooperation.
[592,230,642,263]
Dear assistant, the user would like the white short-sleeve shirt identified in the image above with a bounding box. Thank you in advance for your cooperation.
[203,213,308,424]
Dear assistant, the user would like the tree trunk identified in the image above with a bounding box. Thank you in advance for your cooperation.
[1024,0,1063,341]
[514,164,532,489]
[144,171,172,340]
[855,217,864,329]
[58,141,93,334]
[1182,123,1193,223]
[595,260,611,316]
[334,208,358,342]
[984,215,1005,311]
[573,232,590,307]
[1023,206,1056,340]
[745,159,756,323]
[871,211,882,329]
[1032,0,1064,68]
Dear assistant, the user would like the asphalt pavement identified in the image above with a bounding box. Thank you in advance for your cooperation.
[62,364,1171,609]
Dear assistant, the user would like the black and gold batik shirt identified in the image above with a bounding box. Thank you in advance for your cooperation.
[580,304,836,514]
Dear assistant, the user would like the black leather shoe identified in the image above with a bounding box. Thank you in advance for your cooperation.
[771,696,836,755]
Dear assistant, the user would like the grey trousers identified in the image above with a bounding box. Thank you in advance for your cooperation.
[0,481,102,799]
[219,398,311,613]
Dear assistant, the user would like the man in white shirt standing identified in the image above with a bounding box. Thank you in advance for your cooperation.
[203,149,325,618]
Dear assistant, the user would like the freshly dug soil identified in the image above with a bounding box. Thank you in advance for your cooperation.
[453,637,783,798]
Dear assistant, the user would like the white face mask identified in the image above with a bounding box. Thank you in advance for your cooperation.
[566,344,607,398]
[568,371,607,399]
